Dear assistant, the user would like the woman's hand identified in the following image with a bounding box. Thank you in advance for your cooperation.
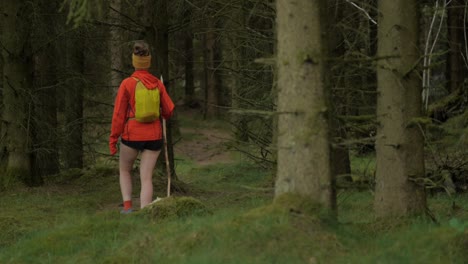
[110,143,118,156]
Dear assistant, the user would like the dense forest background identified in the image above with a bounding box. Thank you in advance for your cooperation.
[1,0,467,262]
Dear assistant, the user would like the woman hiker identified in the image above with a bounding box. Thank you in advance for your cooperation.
[109,40,175,214]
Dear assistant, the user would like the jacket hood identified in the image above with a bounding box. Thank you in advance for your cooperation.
[131,70,163,90]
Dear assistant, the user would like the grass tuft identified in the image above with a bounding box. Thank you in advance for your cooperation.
[141,196,212,220]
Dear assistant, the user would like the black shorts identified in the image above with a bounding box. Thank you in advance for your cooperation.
[121,139,163,151]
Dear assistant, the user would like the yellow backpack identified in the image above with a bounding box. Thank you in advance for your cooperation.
[133,78,160,123]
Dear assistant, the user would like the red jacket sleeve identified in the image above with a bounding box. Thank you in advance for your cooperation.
[109,79,131,154]
[159,83,175,120]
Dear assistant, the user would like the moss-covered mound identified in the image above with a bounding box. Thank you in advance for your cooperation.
[141,196,211,220]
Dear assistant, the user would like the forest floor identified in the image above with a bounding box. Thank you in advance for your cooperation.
[175,121,235,166]
[1,109,468,263]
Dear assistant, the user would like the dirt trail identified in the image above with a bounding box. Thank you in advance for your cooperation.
[175,126,235,166]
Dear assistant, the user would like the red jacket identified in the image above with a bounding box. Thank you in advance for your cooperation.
[109,70,174,154]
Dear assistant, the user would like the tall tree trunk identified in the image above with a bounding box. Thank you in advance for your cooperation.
[31,0,60,181]
[226,1,249,141]
[1,1,34,186]
[204,15,218,119]
[63,28,84,169]
[184,30,195,105]
[374,0,426,217]
[183,4,195,106]
[155,0,178,180]
[109,0,124,94]
[0,16,5,167]
[275,0,335,210]
[447,0,467,93]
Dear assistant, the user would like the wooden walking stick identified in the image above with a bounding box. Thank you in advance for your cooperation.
[163,117,171,197]
[160,75,171,197]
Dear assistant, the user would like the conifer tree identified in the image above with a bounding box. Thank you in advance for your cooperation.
[275,0,335,210]
[374,0,426,217]
[1,1,34,186]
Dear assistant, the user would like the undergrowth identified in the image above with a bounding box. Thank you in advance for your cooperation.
[0,159,467,263]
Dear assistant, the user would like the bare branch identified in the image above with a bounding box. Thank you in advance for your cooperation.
[345,0,377,25]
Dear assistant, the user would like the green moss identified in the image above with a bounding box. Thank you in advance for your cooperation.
[242,193,331,226]
[1,167,25,189]
[141,196,211,220]
[1,157,468,263]
[428,108,468,149]
[443,108,468,131]
[407,117,432,128]
[428,90,461,114]
[274,193,322,214]
[0,216,25,247]
[458,231,468,260]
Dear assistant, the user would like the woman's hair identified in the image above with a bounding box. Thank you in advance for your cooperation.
[133,40,150,56]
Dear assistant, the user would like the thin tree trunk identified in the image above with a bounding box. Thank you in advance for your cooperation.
[109,0,124,94]
[204,15,218,119]
[214,20,225,112]
[63,28,84,169]
[31,0,60,181]
[447,0,467,93]
[0,17,5,166]
[183,4,195,106]
[275,0,334,210]
[224,1,249,142]
[1,1,34,186]
[374,0,426,217]
[156,0,178,180]
[184,31,195,105]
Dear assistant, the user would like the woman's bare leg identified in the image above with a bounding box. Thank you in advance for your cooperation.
[139,149,161,208]
[119,143,139,203]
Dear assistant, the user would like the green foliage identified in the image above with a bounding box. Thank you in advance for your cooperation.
[449,218,468,233]
[407,117,433,128]
[0,167,27,190]
[60,0,103,27]
[141,196,211,221]
[440,108,468,146]
[335,223,467,264]
[426,108,468,149]
[346,153,376,188]
[0,160,467,263]
[273,193,322,213]
[337,191,375,223]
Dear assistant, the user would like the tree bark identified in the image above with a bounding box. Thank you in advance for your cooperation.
[204,15,219,119]
[1,1,34,186]
[447,0,467,93]
[225,1,249,142]
[184,29,195,105]
[109,0,124,94]
[275,0,334,210]
[31,0,60,182]
[63,28,84,169]
[183,3,195,106]
[0,11,5,167]
[374,0,426,217]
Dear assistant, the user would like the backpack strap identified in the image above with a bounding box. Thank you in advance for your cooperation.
[126,77,140,120]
